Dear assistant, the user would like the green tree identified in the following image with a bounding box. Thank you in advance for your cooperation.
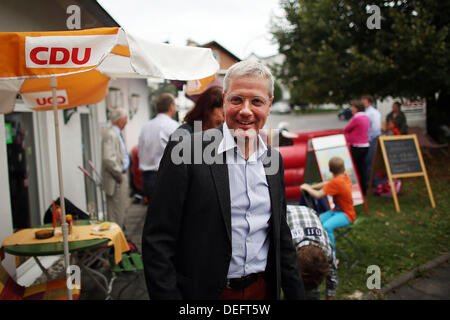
[272,0,450,138]
[148,80,178,119]
[273,80,283,103]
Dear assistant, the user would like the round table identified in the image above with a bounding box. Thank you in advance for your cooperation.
[2,220,114,296]
[2,220,110,257]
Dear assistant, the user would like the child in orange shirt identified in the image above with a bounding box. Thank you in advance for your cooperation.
[300,156,356,252]
[382,118,401,135]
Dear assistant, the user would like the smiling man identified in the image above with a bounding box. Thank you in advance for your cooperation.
[142,60,305,300]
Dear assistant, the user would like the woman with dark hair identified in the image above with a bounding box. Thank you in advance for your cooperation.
[386,101,408,134]
[344,100,370,195]
[179,85,224,133]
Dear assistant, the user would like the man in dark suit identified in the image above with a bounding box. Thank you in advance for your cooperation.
[142,60,305,300]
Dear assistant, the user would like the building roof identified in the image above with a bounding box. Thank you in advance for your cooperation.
[0,0,120,31]
[201,41,241,62]
[87,0,121,27]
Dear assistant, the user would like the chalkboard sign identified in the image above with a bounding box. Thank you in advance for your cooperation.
[369,134,435,213]
[384,138,423,175]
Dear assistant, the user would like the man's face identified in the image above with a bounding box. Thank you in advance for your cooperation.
[392,103,400,113]
[362,98,370,108]
[223,75,272,139]
[116,116,128,130]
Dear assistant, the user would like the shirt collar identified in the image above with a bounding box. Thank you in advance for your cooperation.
[296,239,321,250]
[112,125,122,136]
[218,122,268,161]
[156,113,171,120]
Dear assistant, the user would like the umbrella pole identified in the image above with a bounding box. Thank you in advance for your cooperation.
[50,77,73,300]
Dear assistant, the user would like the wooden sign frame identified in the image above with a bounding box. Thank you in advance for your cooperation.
[310,134,369,214]
[368,134,435,212]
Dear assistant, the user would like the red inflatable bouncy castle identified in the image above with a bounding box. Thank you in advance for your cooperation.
[278,129,343,202]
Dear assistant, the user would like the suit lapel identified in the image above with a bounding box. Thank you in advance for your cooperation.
[209,125,232,243]
[210,158,231,243]
[264,147,280,236]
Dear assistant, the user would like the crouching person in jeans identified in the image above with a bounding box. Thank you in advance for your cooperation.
[287,205,338,300]
[300,156,357,252]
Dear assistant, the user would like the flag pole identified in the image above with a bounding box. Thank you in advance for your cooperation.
[50,76,72,300]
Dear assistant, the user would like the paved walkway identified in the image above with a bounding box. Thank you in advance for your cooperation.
[387,261,450,300]
[79,199,149,300]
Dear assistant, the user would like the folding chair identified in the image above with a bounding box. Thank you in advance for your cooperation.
[0,249,80,300]
[106,252,146,300]
[300,189,363,269]
[334,217,364,269]
[300,189,315,212]
[300,188,329,216]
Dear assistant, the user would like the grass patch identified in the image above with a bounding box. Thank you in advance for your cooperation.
[321,152,450,300]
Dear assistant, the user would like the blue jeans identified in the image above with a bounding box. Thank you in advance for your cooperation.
[366,137,380,191]
[320,210,351,252]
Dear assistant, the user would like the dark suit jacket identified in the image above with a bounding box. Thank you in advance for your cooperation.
[142,125,305,300]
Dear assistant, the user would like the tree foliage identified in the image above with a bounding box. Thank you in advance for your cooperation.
[271,0,450,106]
[273,80,283,103]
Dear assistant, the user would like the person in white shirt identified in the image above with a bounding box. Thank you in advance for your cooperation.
[362,94,382,191]
[138,93,179,203]
[141,60,304,300]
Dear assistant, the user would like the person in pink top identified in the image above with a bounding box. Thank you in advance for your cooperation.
[344,101,370,195]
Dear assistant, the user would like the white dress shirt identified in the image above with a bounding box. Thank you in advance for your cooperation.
[218,123,271,278]
[365,105,382,141]
[138,113,179,171]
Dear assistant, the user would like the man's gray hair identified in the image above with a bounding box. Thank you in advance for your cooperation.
[109,107,127,123]
[223,60,274,98]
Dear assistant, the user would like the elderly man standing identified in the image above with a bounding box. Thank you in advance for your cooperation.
[138,93,179,203]
[142,60,305,300]
[362,94,381,192]
[101,107,130,229]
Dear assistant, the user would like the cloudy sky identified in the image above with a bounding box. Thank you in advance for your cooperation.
[97,0,285,59]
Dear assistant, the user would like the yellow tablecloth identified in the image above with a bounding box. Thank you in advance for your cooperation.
[2,223,129,264]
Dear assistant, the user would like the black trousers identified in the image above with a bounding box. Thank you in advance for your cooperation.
[350,146,369,195]
[142,170,158,203]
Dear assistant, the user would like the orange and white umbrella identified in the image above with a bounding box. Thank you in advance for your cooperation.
[0,27,219,299]
[0,27,219,112]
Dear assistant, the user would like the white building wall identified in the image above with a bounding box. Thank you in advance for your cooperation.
[123,79,151,151]
[58,111,86,212]
[0,115,16,277]
[102,79,150,152]
[32,108,87,215]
